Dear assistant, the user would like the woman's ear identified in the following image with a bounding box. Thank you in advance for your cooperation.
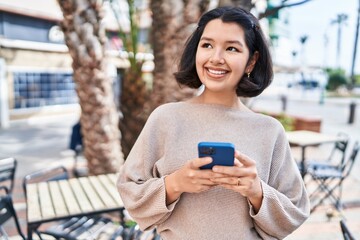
[246,51,259,73]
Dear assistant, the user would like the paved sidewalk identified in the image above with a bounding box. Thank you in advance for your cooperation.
[1,96,360,239]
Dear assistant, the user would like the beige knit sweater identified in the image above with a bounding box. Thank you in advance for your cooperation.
[117,102,310,240]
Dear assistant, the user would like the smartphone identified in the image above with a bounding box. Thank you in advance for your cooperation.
[198,142,235,169]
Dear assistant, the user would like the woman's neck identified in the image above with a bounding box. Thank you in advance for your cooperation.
[191,92,247,110]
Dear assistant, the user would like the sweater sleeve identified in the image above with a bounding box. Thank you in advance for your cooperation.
[250,127,310,239]
[117,107,177,230]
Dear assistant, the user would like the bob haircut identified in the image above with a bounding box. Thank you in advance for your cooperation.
[174,6,273,97]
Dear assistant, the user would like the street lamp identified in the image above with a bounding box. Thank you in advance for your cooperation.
[331,13,348,69]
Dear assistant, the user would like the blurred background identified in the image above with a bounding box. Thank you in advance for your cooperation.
[0,0,359,167]
[0,0,359,239]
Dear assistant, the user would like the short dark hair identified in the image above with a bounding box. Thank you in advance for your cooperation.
[174,6,273,97]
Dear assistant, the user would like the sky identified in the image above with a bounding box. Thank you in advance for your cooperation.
[273,0,359,75]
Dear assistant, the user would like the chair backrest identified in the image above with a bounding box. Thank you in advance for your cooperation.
[341,141,359,178]
[328,133,350,164]
[0,186,26,239]
[0,158,17,194]
[69,121,83,153]
[22,165,69,199]
[340,220,356,240]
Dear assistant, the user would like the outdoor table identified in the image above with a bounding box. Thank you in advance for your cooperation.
[286,130,345,178]
[25,173,124,240]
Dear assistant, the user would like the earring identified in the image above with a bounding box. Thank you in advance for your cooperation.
[247,72,250,78]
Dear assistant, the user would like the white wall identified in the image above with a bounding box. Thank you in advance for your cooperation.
[0,58,9,128]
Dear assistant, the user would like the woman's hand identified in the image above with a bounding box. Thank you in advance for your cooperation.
[165,157,225,204]
[210,150,263,212]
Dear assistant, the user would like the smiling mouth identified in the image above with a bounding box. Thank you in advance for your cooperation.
[206,68,228,75]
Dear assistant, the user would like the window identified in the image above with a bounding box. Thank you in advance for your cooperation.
[13,72,78,109]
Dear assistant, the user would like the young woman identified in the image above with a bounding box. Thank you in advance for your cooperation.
[118,6,309,239]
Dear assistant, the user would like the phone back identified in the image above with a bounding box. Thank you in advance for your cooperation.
[198,142,235,169]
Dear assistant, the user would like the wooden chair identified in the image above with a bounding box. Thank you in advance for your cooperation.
[0,186,26,240]
[22,165,116,240]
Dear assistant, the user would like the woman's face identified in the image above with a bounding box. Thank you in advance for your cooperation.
[196,19,252,94]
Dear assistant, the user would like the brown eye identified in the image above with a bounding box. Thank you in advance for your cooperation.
[201,43,212,49]
[227,46,239,52]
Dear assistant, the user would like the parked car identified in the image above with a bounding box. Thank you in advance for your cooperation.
[297,79,319,89]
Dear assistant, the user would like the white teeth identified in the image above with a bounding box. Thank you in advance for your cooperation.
[207,68,226,75]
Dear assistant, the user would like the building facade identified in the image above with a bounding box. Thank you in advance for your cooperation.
[0,0,144,128]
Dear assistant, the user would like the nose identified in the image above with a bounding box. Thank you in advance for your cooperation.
[209,49,225,64]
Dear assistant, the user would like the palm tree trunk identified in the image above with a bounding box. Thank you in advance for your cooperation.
[119,64,150,158]
[218,0,253,11]
[58,0,123,175]
[149,0,210,110]
[110,0,150,158]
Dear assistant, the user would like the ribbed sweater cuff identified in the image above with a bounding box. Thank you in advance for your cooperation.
[248,180,275,218]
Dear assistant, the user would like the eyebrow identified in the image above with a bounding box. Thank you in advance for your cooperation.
[200,37,244,47]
